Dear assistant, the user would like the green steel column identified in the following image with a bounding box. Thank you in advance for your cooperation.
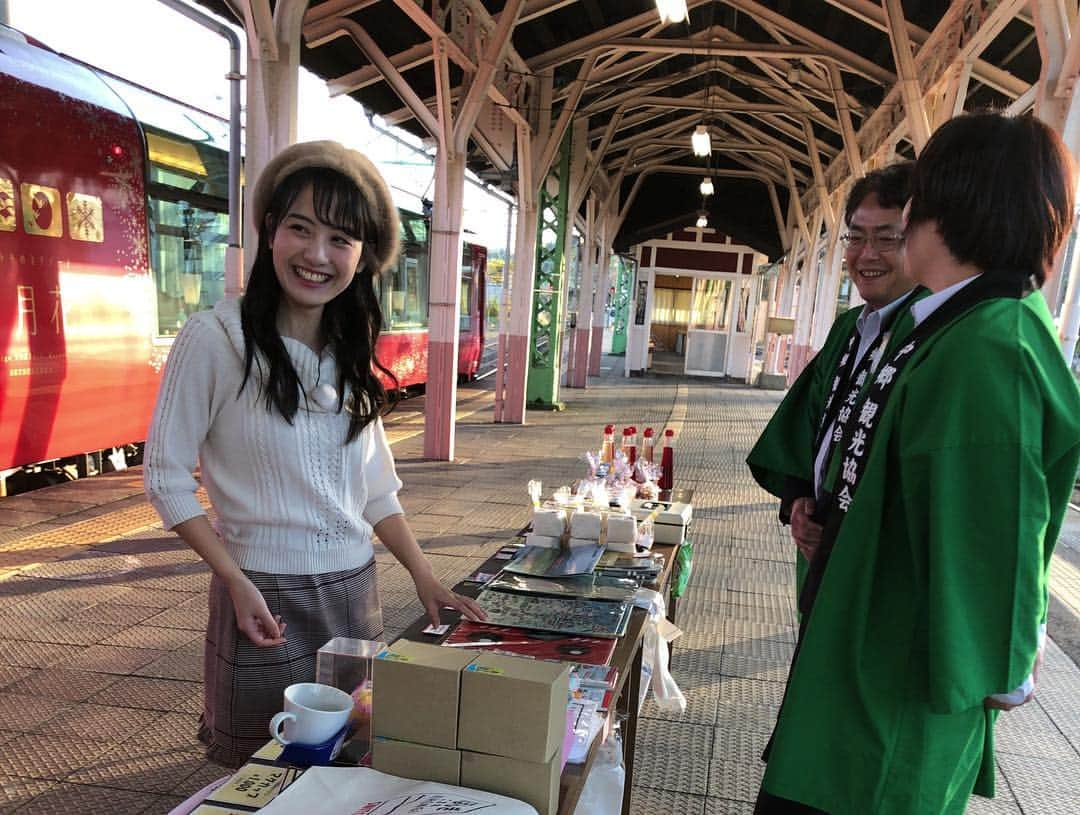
[609,254,635,355]
[526,135,571,410]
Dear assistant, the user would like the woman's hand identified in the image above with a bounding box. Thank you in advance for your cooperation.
[226,574,287,646]
[411,569,487,628]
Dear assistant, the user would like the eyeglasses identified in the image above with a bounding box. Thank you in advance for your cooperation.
[840,232,904,253]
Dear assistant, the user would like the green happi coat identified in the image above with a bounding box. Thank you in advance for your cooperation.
[746,298,920,594]
[761,292,1080,814]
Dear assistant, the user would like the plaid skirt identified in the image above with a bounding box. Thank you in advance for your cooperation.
[199,561,383,767]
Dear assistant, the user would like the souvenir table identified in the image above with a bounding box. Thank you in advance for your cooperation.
[395,538,682,815]
[183,493,689,815]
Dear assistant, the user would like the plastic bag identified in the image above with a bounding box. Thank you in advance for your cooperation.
[573,729,625,815]
[671,538,693,598]
[634,588,686,713]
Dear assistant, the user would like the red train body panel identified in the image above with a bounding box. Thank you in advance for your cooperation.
[0,26,485,477]
[0,30,161,470]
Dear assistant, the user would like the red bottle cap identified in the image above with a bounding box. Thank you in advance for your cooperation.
[664,428,674,437]
[604,424,614,434]
[643,428,654,438]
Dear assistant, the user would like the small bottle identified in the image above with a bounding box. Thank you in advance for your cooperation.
[601,424,615,463]
[622,427,637,465]
[642,427,656,463]
[658,429,675,491]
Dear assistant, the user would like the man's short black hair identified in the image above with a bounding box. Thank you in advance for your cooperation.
[907,112,1074,288]
[844,161,914,226]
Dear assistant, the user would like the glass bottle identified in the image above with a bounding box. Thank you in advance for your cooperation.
[642,427,656,463]
[622,427,637,465]
[658,428,675,491]
[601,424,615,463]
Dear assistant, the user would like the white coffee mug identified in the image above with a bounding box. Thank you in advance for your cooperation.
[269,682,353,747]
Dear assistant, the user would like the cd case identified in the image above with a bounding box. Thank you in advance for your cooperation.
[488,572,638,602]
[474,589,632,639]
[502,543,605,577]
[442,620,616,665]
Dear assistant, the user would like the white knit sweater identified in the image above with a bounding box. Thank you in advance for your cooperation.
[143,298,403,575]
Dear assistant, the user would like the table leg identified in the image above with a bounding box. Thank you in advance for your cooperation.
[620,644,644,815]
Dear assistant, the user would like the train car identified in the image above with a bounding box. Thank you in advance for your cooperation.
[377,213,486,388]
[0,24,485,491]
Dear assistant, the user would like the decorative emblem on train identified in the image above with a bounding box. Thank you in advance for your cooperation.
[21,184,63,237]
[0,178,15,232]
[0,181,106,241]
[66,192,104,242]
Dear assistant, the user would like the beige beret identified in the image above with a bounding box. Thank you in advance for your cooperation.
[251,140,401,274]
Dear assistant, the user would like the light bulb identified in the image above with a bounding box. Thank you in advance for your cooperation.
[700,177,714,196]
[656,0,688,24]
[696,212,708,228]
[691,125,712,157]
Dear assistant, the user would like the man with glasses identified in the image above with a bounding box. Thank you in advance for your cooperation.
[748,162,922,600]
[751,110,1079,815]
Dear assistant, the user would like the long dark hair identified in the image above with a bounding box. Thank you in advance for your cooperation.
[239,166,398,443]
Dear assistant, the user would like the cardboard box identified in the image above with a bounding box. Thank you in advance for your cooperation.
[458,652,571,763]
[461,750,561,815]
[630,498,693,544]
[372,639,480,749]
[372,737,461,786]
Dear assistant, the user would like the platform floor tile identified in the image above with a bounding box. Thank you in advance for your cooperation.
[0,732,116,780]
[704,796,756,815]
[88,675,201,714]
[629,787,707,815]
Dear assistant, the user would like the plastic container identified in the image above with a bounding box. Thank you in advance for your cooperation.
[315,637,385,757]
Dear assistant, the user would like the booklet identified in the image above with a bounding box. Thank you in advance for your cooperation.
[257,767,538,815]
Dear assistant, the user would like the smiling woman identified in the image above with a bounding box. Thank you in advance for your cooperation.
[268,184,367,346]
[143,140,486,767]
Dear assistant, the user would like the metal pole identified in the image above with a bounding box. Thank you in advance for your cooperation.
[1058,223,1080,365]
[155,0,243,294]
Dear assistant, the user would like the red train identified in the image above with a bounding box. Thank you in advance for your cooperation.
[0,25,485,491]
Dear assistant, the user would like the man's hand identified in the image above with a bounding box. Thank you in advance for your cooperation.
[985,644,1044,711]
[791,496,824,560]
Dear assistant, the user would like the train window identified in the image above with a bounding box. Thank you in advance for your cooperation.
[141,124,230,336]
[148,198,228,335]
[459,244,473,331]
[380,211,430,331]
[460,278,471,331]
